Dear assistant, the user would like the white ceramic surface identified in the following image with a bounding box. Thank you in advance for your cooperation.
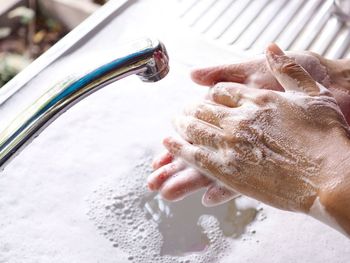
[0,1,349,262]
[39,0,100,30]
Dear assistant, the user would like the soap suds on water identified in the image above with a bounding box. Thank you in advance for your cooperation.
[86,156,260,263]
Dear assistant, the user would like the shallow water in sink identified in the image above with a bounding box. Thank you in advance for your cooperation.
[86,156,261,263]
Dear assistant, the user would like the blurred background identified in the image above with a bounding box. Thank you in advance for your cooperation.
[0,0,107,88]
[2,0,350,90]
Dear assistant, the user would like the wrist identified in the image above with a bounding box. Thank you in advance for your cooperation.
[313,134,350,236]
[318,178,350,236]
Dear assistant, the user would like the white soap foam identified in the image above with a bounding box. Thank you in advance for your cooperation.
[86,154,260,263]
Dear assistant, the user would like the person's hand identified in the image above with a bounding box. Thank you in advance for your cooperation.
[191,49,350,124]
[149,47,350,207]
[150,43,350,234]
[149,151,238,206]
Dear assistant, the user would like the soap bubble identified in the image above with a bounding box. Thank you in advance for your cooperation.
[86,154,260,263]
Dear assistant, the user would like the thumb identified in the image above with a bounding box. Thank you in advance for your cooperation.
[266,43,320,96]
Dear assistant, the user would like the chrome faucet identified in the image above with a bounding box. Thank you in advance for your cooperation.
[0,38,169,170]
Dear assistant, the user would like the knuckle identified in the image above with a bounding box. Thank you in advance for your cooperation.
[194,149,203,163]
[194,149,210,167]
[254,94,271,105]
[253,91,275,105]
[166,139,182,154]
[223,128,245,144]
[193,103,208,118]
[211,83,231,96]
[210,83,222,94]
[185,122,199,136]
[209,86,223,101]
[223,153,237,167]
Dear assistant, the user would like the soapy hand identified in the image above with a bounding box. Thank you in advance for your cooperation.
[191,49,350,124]
[149,45,350,208]
[149,44,350,229]
[149,151,238,206]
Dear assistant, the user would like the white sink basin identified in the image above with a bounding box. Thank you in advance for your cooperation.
[0,0,349,262]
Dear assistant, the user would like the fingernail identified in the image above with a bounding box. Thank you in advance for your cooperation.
[163,137,182,155]
[266,43,285,56]
[147,181,155,191]
[265,43,288,72]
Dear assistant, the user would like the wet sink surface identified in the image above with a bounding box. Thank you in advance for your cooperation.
[0,1,349,262]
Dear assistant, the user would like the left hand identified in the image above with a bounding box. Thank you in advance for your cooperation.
[191,49,350,124]
[148,151,237,206]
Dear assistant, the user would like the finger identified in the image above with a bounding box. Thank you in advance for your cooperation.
[147,160,186,191]
[266,43,320,96]
[191,58,287,91]
[173,116,225,149]
[152,151,174,170]
[190,61,257,86]
[191,65,248,86]
[209,82,244,107]
[183,101,230,127]
[160,168,212,201]
[209,82,271,108]
[202,183,239,207]
[163,137,239,190]
[163,136,215,168]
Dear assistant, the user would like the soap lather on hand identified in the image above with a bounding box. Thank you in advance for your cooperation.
[148,43,350,237]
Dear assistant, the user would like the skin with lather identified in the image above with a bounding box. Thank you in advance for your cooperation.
[148,43,350,236]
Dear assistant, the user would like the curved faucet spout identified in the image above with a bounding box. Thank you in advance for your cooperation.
[0,38,169,170]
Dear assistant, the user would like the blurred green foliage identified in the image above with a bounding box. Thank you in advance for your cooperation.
[0,4,67,88]
[0,53,31,87]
